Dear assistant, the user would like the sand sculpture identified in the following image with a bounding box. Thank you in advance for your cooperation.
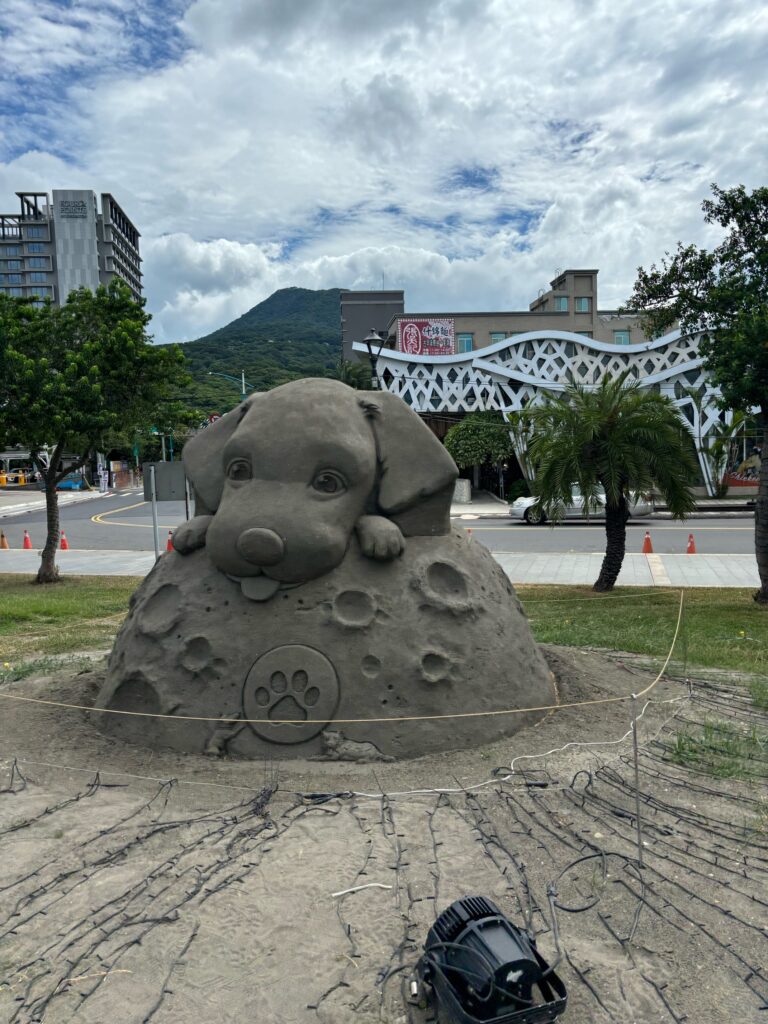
[96,379,555,759]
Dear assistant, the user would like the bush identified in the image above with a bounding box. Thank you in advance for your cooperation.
[506,479,531,503]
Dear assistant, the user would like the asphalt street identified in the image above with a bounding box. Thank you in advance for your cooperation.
[0,490,756,555]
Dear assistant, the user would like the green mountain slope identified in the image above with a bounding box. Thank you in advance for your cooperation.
[175,287,343,413]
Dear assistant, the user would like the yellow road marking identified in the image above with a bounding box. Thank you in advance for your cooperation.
[91,500,146,524]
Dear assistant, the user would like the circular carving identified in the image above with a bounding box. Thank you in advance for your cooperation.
[332,589,376,627]
[243,645,340,745]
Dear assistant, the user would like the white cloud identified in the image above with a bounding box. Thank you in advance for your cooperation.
[1,0,766,343]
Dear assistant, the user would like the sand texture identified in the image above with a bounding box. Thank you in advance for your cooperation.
[96,532,554,758]
[0,648,766,1023]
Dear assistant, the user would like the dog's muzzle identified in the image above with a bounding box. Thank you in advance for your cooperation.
[236,528,285,566]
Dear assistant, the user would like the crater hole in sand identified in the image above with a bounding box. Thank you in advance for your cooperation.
[426,562,468,601]
[181,636,212,673]
[107,674,161,713]
[139,584,182,636]
[361,655,381,677]
[333,589,376,627]
[421,651,451,682]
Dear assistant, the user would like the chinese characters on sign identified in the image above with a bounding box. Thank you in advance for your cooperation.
[59,200,88,218]
[397,319,455,355]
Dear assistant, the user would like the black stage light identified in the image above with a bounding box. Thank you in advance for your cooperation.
[418,896,567,1023]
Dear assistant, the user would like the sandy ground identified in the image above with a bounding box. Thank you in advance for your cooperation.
[0,647,766,1024]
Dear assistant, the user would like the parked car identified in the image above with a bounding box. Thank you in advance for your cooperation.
[509,487,652,524]
[56,472,88,491]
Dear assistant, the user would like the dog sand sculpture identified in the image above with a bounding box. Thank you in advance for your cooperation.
[96,379,555,759]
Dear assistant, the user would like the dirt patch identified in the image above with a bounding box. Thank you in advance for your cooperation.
[0,647,765,1023]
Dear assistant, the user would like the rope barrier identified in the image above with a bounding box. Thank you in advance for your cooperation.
[0,591,685,726]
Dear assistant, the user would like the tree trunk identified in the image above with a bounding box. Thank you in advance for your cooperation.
[594,495,628,592]
[754,412,768,605]
[36,476,61,583]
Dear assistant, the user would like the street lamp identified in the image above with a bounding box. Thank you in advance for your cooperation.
[208,370,257,399]
[363,328,385,390]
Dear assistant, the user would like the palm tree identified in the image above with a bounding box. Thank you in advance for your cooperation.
[524,372,698,591]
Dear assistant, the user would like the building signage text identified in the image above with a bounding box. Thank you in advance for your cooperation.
[59,200,88,218]
[397,318,455,355]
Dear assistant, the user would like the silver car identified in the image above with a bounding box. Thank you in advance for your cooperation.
[509,487,652,524]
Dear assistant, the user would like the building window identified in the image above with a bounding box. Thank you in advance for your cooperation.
[456,333,474,353]
[3,260,21,270]
[490,332,507,344]
[613,330,630,345]
[576,330,593,337]
[554,296,568,312]
[4,287,23,296]
[29,286,51,297]
[2,245,20,256]
[27,243,45,254]
[29,272,48,283]
[0,274,22,284]
[27,257,47,269]
[575,297,591,312]
[25,226,46,239]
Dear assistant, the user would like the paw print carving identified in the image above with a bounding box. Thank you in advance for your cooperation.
[243,645,340,745]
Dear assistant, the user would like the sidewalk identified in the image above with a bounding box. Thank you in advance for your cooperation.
[0,489,112,519]
[0,548,759,587]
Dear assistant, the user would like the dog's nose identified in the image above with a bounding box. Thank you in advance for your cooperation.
[237,528,285,566]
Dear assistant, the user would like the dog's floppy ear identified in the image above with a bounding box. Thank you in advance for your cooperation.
[183,397,257,514]
[362,391,458,536]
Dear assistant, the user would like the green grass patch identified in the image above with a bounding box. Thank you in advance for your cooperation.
[0,575,139,662]
[670,719,768,780]
[518,586,768,677]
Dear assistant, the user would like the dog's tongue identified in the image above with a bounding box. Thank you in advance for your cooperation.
[239,575,282,602]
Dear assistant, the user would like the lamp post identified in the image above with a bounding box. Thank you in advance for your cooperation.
[207,370,257,399]
[363,328,385,390]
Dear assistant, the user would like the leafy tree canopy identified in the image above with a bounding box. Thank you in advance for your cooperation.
[625,183,768,603]
[443,411,515,469]
[0,281,188,581]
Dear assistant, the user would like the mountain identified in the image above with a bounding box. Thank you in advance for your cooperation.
[176,287,344,413]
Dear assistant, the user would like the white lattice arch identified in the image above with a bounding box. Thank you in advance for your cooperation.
[353,329,729,495]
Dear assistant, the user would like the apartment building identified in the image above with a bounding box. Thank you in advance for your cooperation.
[0,189,142,306]
[382,270,648,356]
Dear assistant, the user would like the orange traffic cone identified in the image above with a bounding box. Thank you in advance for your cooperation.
[642,530,653,554]
[22,530,33,550]
[0,531,8,550]
[687,533,696,554]
[166,531,174,552]
[60,532,69,550]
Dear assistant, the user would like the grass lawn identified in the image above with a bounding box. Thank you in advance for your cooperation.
[0,575,138,664]
[0,576,766,682]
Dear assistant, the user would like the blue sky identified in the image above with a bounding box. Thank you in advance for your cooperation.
[1,0,766,343]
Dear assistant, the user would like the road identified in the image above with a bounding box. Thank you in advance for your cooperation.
[0,490,756,555]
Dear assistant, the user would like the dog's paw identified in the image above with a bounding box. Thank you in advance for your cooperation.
[172,515,213,555]
[355,515,405,561]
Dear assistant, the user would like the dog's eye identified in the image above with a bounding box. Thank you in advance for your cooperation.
[227,459,252,481]
[312,471,345,494]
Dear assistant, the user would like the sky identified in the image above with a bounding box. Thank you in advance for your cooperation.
[1,0,766,344]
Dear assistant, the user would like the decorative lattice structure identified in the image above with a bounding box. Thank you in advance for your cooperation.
[353,329,728,494]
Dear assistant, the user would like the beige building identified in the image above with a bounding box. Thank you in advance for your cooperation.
[383,269,651,356]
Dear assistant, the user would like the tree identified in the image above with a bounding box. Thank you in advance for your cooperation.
[335,358,372,390]
[524,373,697,592]
[0,282,187,583]
[625,184,768,603]
[444,411,515,469]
